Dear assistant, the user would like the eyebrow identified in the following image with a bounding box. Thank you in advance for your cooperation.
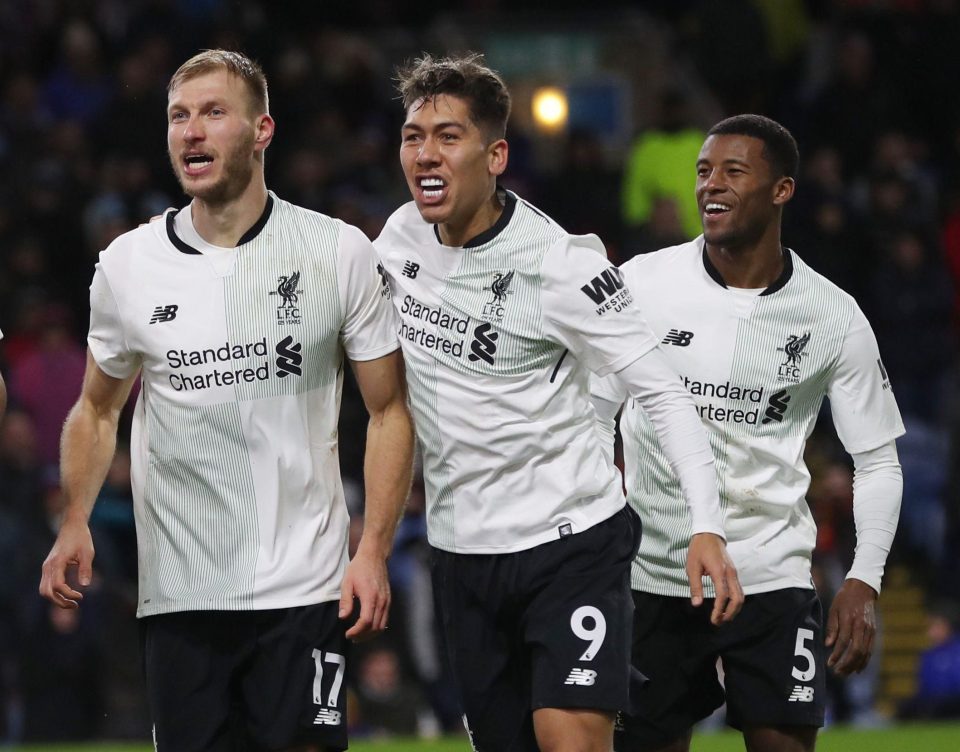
[696,158,751,168]
[401,121,467,132]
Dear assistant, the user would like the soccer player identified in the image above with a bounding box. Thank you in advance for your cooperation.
[38,50,414,752]
[592,115,905,752]
[374,53,743,752]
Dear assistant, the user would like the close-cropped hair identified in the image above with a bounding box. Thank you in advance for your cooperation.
[168,49,269,115]
[708,114,799,180]
[396,52,511,141]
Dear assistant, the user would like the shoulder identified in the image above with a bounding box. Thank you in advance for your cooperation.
[97,215,170,273]
[374,201,435,259]
[788,249,857,309]
[620,238,700,284]
[273,195,342,235]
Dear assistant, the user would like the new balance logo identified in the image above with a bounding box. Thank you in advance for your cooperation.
[564,668,597,686]
[580,268,624,304]
[468,322,499,365]
[402,260,420,279]
[662,329,694,347]
[762,389,791,424]
[313,708,342,725]
[275,335,302,378]
[149,304,178,324]
[788,685,815,703]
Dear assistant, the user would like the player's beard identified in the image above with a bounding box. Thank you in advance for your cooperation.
[171,131,257,206]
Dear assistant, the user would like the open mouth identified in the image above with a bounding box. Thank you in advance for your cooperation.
[417,176,446,200]
[704,202,731,217]
[183,154,213,174]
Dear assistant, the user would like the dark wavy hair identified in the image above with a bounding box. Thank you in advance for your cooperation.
[396,52,511,142]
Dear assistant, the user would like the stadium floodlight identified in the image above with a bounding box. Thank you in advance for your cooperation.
[532,86,568,132]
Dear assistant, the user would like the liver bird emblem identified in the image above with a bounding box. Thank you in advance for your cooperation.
[782,332,810,365]
[277,271,300,309]
[490,270,515,303]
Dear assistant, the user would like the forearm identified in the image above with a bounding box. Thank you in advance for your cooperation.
[847,441,903,593]
[613,349,724,536]
[357,397,415,558]
[60,398,122,524]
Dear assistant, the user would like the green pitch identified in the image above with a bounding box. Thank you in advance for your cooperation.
[16,723,960,751]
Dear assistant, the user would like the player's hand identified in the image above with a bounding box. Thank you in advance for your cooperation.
[686,532,743,625]
[39,517,95,609]
[825,578,877,676]
[338,544,391,642]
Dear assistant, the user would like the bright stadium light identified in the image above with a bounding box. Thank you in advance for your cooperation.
[532,87,568,132]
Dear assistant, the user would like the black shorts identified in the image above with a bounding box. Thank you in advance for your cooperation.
[141,603,349,752]
[432,506,643,752]
[616,588,826,750]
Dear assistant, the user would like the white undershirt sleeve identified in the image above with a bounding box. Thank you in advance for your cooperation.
[591,392,621,466]
[846,440,903,594]
[610,347,725,537]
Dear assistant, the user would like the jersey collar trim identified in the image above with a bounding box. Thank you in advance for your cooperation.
[700,243,794,296]
[165,195,275,255]
[432,187,517,248]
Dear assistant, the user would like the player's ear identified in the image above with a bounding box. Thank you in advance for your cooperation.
[773,176,794,206]
[254,114,275,151]
[488,138,508,177]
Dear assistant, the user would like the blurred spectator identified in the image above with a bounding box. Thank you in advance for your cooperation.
[621,88,705,242]
[899,600,960,720]
[8,303,86,473]
[19,601,105,742]
[866,230,954,423]
[352,646,435,739]
[538,128,623,257]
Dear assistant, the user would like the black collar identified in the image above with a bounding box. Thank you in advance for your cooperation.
[432,187,516,248]
[166,195,275,255]
[701,243,793,296]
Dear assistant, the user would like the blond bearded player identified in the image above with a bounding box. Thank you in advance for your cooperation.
[39,50,414,752]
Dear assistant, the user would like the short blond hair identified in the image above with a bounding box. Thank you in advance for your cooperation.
[168,49,269,115]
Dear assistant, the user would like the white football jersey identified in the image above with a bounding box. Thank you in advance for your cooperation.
[375,191,657,553]
[88,193,398,617]
[593,238,904,596]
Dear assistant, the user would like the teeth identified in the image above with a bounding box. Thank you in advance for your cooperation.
[705,203,730,212]
[423,189,443,199]
[186,156,212,166]
[420,178,444,188]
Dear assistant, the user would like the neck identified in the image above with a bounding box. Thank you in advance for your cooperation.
[191,177,269,247]
[705,224,784,289]
[439,189,503,247]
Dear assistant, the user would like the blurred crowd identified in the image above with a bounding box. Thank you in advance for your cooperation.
[1,0,960,743]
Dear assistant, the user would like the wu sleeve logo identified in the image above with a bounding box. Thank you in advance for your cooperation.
[580,267,633,316]
[149,304,178,324]
[275,335,303,377]
[467,322,499,365]
[375,263,391,297]
[580,268,624,304]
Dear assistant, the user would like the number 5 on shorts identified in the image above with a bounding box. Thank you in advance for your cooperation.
[791,628,815,681]
[571,606,607,661]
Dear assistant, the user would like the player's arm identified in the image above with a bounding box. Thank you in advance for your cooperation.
[590,372,627,465]
[610,348,744,624]
[826,441,902,675]
[340,350,415,641]
[822,304,905,675]
[39,350,138,608]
